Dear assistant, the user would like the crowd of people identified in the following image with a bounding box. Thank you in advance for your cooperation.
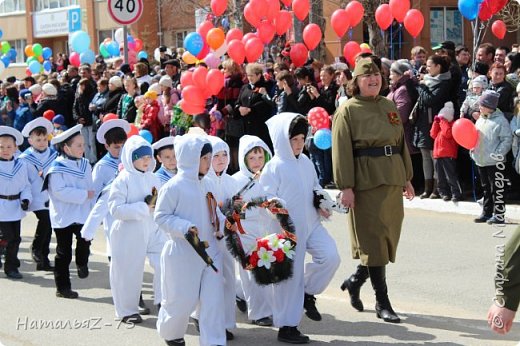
[0,39,519,344]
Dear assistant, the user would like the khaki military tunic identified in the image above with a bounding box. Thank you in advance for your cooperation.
[332,95,413,266]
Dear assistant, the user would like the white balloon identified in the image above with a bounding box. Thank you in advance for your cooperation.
[213,42,228,58]
[114,28,124,44]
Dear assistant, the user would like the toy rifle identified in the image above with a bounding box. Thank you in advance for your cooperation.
[233,171,261,201]
[185,229,218,272]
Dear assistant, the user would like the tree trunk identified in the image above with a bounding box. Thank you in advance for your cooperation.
[362,0,387,58]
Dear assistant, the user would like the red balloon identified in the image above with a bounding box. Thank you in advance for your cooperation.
[290,43,308,67]
[245,37,264,63]
[244,3,261,28]
[308,107,330,129]
[492,20,507,40]
[197,21,214,42]
[192,66,208,90]
[292,0,309,21]
[275,10,293,35]
[375,4,393,30]
[180,70,194,87]
[479,0,493,21]
[491,0,508,15]
[452,118,478,150]
[343,41,361,68]
[206,69,225,95]
[242,32,258,45]
[196,42,210,60]
[404,9,424,38]
[128,124,139,137]
[250,0,268,20]
[103,113,119,123]
[134,39,143,52]
[180,100,205,115]
[345,0,364,28]
[266,0,280,22]
[331,9,350,37]
[389,0,410,23]
[227,39,246,64]
[182,85,206,105]
[226,28,243,44]
[280,0,291,7]
[258,21,276,44]
[303,24,322,51]
[69,52,80,67]
[25,67,32,76]
[211,0,227,16]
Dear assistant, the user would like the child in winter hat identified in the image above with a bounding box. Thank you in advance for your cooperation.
[461,76,488,122]
[430,102,461,202]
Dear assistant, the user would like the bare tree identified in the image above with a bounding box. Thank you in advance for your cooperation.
[360,0,387,57]
[497,0,520,31]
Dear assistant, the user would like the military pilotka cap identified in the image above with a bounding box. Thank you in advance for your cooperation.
[352,58,381,79]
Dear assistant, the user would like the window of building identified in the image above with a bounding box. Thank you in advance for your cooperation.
[0,0,25,13]
[8,39,27,64]
[430,7,464,48]
[98,29,116,44]
[175,31,189,49]
[34,0,78,12]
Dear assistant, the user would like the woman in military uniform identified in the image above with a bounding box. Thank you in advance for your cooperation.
[332,58,415,323]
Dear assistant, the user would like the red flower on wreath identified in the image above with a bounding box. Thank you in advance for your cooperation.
[257,238,270,250]
[387,112,400,125]
[249,251,259,268]
[274,249,285,263]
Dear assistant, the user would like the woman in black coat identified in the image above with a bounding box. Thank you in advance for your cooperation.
[489,62,515,121]
[101,76,125,115]
[234,63,274,151]
[414,55,452,198]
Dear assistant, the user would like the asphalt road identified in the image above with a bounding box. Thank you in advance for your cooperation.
[0,207,519,346]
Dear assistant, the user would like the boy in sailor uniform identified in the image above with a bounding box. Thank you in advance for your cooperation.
[152,136,177,189]
[44,124,95,299]
[0,126,32,279]
[155,135,227,346]
[19,118,58,271]
[231,135,276,327]
[108,135,165,324]
[260,113,340,344]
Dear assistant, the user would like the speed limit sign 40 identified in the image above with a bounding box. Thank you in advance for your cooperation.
[108,0,143,25]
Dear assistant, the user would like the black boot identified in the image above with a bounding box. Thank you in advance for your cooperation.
[368,266,400,323]
[277,326,310,344]
[303,293,321,321]
[340,264,369,312]
[420,179,433,199]
[139,293,150,315]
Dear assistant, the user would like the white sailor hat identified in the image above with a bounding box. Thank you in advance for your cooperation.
[22,117,54,137]
[96,119,131,144]
[152,136,175,151]
[51,124,82,146]
[0,126,24,146]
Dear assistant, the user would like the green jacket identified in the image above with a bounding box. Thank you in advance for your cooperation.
[332,95,413,191]
[496,227,520,311]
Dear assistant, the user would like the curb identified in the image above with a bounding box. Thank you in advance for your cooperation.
[325,189,520,222]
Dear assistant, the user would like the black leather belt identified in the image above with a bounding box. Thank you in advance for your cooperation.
[353,145,401,157]
[0,193,21,201]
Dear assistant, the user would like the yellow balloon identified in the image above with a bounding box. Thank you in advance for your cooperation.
[182,51,198,64]
[360,43,371,50]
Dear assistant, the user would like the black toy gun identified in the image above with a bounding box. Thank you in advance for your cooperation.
[185,228,218,272]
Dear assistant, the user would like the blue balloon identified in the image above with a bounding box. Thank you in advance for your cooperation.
[137,50,148,60]
[8,48,16,60]
[43,60,52,71]
[107,41,120,57]
[1,55,9,68]
[71,30,91,54]
[127,35,134,43]
[184,32,204,56]
[313,129,332,150]
[0,29,3,39]
[80,49,95,64]
[42,47,52,60]
[139,129,153,144]
[28,61,41,74]
[458,0,479,20]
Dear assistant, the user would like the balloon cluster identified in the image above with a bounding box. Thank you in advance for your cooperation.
[308,107,332,150]
[179,66,225,115]
[0,34,18,75]
[374,1,424,38]
[22,43,53,76]
[331,0,364,38]
[67,30,96,68]
[98,28,147,66]
[459,0,508,21]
